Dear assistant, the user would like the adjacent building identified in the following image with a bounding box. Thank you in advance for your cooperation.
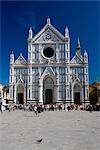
[89,82,100,104]
[9,17,89,104]
[0,84,3,101]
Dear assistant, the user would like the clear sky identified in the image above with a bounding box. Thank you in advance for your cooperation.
[0,1,100,85]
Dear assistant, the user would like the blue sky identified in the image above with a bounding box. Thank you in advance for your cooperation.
[0,1,100,85]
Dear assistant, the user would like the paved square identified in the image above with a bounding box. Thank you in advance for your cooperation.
[0,110,100,150]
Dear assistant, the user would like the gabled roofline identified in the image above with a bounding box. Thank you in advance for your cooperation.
[14,53,27,65]
[76,53,83,62]
[70,55,76,63]
[71,54,83,64]
[29,22,66,42]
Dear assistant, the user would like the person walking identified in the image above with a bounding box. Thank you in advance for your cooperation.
[89,104,93,113]
[34,105,38,116]
[0,101,2,113]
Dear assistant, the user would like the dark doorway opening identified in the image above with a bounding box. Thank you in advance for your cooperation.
[45,89,53,104]
[18,93,23,104]
[74,92,80,104]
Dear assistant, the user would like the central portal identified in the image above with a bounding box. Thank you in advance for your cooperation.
[45,89,53,104]
[74,92,80,104]
[43,76,54,104]
[73,83,82,104]
[17,83,24,104]
[18,93,23,104]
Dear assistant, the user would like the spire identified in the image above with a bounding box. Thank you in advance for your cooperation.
[10,50,14,64]
[84,50,88,63]
[29,27,33,39]
[20,52,22,57]
[65,26,69,38]
[84,49,87,55]
[76,37,82,59]
[11,50,13,54]
[47,16,51,25]
[77,37,80,50]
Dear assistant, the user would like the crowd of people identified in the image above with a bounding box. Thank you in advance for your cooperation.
[0,100,100,114]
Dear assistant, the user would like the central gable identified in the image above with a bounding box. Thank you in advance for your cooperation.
[32,23,65,43]
[37,29,61,42]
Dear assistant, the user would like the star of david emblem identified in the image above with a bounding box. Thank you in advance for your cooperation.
[45,31,52,40]
[20,58,23,63]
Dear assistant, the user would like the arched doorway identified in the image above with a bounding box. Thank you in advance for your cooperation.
[17,84,24,104]
[43,76,54,104]
[73,83,82,104]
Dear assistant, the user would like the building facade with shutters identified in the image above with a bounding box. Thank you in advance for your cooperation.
[9,17,89,104]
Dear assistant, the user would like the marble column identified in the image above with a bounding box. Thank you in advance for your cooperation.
[56,67,59,102]
[39,84,43,103]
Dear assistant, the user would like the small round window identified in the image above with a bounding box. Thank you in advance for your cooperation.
[43,47,54,58]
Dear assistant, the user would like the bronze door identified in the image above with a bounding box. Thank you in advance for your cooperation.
[74,92,80,104]
[18,93,23,104]
[45,89,52,104]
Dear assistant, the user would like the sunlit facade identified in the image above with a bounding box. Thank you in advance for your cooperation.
[9,18,89,104]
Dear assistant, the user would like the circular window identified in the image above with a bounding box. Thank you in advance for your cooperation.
[43,47,54,58]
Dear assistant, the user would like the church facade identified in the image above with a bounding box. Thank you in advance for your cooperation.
[9,18,89,104]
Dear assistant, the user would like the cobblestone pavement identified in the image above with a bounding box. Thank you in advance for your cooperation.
[0,110,100,150]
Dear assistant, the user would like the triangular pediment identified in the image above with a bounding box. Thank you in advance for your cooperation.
[17,78,24,84]
[73,78,82,89]
[15,54,27,65]
[75,77,81,84]
[42,66,55,77]
[32,23,65,43]
[37,29,62,42]
[71,55,83,64]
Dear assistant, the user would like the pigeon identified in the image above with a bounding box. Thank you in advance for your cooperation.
[36,138,43,143]
[77,119,80,121]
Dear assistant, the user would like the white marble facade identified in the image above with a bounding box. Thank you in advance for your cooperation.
[9,17,89,104]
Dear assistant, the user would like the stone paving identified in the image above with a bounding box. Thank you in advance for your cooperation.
[0,110,100,150]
